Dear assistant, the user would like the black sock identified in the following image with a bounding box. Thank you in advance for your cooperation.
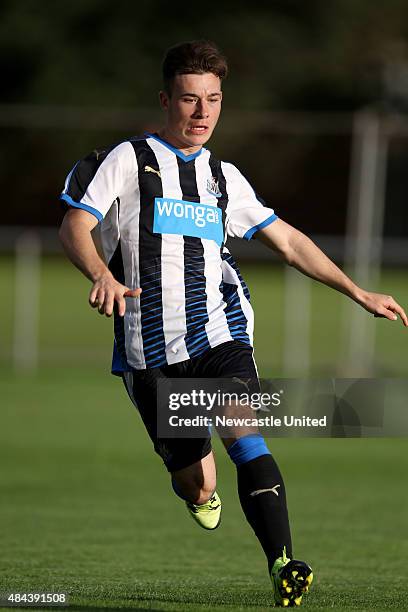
[236,454,292,571]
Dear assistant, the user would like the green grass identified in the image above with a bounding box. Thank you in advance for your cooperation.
[1,256,407,609]
[1,368,408,610]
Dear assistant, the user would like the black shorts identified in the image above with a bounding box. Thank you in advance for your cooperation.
[121,341,259,472]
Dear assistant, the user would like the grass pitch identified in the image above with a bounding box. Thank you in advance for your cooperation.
[0,367,407,611]
[0,257,407,609]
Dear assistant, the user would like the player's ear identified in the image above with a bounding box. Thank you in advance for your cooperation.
[159,90,170,111]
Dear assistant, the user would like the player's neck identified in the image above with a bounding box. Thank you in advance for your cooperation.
[156,129,202,156]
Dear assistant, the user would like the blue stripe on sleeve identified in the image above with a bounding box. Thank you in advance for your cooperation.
[243,214,278,241]
[60,193,103,222]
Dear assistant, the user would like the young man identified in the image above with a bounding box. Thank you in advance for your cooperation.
[59,40,407,607]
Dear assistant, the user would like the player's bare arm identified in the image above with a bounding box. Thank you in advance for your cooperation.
[59,208,141,317]
[257,218,408,326]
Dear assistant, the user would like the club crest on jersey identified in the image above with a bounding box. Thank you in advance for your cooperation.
[153,198,223,246]
[206,177,222,198]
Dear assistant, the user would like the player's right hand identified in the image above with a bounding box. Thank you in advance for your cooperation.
[89,274,142,317]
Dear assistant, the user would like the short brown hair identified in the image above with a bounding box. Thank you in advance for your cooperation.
[162,40,228,94]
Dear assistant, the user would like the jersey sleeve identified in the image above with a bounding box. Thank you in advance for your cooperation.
[222,162,278,240]
[59,141,136,222]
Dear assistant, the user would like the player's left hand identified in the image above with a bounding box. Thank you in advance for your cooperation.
[358,291,408,326]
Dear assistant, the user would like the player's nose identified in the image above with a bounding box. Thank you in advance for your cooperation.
[193,99,209,118]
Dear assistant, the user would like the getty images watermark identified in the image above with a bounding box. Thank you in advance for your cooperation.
[156,378,408,438]
[166,387,325,428]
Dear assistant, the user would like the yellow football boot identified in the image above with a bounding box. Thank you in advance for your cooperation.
[270,548,313,607]
[186,492,222,530]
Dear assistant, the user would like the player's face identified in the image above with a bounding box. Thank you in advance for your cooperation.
[159,73,222,153]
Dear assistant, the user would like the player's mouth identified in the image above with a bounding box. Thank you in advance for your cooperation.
[187,125,208,135]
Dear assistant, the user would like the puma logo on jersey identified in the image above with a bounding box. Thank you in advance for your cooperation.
[93,149,106,160]
[144,165,161,178]
[231,376,251,391]
[250,485,281,497]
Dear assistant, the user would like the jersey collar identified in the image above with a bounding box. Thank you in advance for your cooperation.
[145,133,204,162]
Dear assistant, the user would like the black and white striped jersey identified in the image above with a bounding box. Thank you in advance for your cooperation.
[60,133,278,371]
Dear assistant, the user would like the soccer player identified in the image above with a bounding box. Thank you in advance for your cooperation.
[59,40,408,607]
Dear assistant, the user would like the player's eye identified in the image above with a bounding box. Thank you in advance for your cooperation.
[182,97,197,103]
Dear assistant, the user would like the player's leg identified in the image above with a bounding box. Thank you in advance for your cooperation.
[224,434,312,606]
[223,433,292,567]
[195,341,313,605]
[192,342,293,563]
[171,451,222,530]
[122,368,221,529]
[171,449,216,504]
